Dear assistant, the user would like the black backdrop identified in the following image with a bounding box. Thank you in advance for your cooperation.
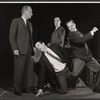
[1,3,100,82]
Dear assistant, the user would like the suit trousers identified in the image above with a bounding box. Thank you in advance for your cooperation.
[73,57,100,88]
[14,43,32,91]
[94,69,100,89]
[56,66,78,93]
[73,57,100,76]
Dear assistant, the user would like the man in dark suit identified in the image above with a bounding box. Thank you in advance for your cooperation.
[35,41,79,97]
[66,19,100,92]
[9,5,34,95]
[48,17,65,47]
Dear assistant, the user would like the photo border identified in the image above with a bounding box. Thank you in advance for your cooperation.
[0,1,100,100]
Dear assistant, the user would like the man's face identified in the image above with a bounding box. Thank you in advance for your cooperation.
[35,42,46,52]
[67,21,76,32]
[25,7,33,19]
[54,17,61,27]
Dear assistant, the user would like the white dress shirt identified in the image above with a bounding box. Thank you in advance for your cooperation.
[22,16,27,25]
[44,48,66,72]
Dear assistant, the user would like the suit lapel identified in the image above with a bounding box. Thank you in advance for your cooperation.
[49,45,65,62]
[51,26,61,38]
[42,54,57,79]
[53,26,61,33]
[43,54,54,70]
[49,45,72,70]
[20,17,32,37]
[27,20,33,37]
[20,17,27,29]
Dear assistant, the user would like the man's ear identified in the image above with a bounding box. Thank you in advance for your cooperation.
[42,42,45,45]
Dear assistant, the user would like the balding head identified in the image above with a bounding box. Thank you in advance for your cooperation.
[35,41,47,52]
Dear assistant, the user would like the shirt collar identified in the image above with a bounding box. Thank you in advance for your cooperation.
[21,16,27,24]
[46,47,52,53]
[55,25,60,29]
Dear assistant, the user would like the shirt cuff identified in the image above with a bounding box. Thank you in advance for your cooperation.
[90,31,94,36]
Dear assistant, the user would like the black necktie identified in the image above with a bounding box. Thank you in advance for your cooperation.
[46,51,63,63]
[26,20,31,37]
[26,20,32,51]
[26,20,29,29]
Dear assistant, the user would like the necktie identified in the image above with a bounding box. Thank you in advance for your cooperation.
[76,31,88,54]
[26,20,32,50]
[46,51,63,63]
[26,20,31,36]
[26,20,29,29]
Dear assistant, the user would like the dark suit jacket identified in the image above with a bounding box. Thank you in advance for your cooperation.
[50,26,65,47]
[38,44,72,90]
[69,30,93,61]
[9,17,33,54]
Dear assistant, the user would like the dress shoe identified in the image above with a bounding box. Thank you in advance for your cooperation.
[70,78,80,88]
[93,88,100,93]
[33,88,38,94]
[14,91,22,96]
[22,89,33,93]
[76,78,86,88]
[27,89,33,93]
[22,88,38,93]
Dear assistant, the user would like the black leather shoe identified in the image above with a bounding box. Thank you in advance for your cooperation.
[27,89,33,93]
[70,78,80,88]
[93,88,100,93]
[33,88,38,94]
[22,89,33,93]
[14,91,22,96]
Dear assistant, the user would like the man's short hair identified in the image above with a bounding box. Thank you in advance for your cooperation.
[35,42,40,49]
[35,41,44,48]
[66,19,75,25]
[54,17,61,21]
[21,5,31,14]
[38,41,44,44]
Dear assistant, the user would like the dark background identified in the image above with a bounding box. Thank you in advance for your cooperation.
[0,3,100,83]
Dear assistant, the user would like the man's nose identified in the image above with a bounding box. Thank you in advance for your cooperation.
[31,13,33,16]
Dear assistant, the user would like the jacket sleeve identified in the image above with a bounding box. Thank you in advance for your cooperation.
[69,32,93,44]
[50,27,65,45]
[9,19,18,51]
[38,56,47,89]
[57,27,65,44]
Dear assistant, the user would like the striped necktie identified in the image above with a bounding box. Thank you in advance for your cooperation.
[46,51,63,63]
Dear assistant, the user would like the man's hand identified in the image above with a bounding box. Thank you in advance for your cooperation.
[35,89,43,97]
[91,27,98,33]
[47,43,50,46]
[14,50,19,56]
